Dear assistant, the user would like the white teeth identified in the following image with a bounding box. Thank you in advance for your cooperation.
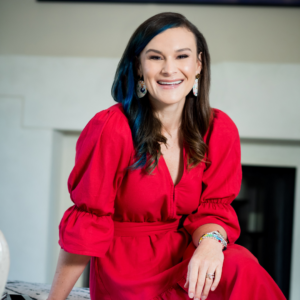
[158,80,183,85]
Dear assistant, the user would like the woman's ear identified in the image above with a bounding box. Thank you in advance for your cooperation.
[134,56,142,78]
[197,52,202,74]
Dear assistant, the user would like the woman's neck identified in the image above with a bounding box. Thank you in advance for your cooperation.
[149,96,185,137]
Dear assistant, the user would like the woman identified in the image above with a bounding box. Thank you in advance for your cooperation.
[48,12,286,300]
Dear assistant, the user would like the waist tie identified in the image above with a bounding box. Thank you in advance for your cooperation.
[113,219,181,237]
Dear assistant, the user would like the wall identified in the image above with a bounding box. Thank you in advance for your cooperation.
[0,0,299,64]
[0,96,53,283]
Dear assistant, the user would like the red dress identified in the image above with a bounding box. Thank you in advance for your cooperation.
[58,103,286,300]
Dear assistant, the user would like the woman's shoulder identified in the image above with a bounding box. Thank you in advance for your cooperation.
[77,103,133,153]
[211,108,238,131]
[89,103,132,137]
[210,107,239,138]
[92,102,129,127]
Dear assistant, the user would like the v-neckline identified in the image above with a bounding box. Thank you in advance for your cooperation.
[160,144,186,188]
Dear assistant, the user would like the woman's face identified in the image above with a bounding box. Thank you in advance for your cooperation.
[137,27,202,108]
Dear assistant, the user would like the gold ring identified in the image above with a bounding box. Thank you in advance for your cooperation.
[206,273,215,280]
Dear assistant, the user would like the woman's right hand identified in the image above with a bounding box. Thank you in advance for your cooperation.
[47,249,90,300]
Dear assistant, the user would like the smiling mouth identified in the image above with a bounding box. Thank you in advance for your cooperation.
[157,80,183,86]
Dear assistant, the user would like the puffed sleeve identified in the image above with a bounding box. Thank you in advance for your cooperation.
[183,108,242,244]
[58,107,132,257]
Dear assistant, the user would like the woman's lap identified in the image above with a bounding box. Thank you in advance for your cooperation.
[207,244,286,300]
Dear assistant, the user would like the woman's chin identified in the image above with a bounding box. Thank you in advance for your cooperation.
[150,97,186,107]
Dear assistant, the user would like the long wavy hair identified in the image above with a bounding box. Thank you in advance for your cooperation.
[111,12,212,175]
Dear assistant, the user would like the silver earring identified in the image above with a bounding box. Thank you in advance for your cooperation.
[193,73,201,97]
[136,76,147,98]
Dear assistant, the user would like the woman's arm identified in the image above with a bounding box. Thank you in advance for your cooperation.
[192,223,228,248]
[47,249,90,300]
[183,110,242,300]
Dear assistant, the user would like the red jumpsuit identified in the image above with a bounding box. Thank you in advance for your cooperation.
[58,103,286,300]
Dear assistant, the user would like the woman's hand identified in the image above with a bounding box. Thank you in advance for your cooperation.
[184,238,224,300]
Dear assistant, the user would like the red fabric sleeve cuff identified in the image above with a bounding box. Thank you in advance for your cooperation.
[58,205,113,257]
[183,203,240,244]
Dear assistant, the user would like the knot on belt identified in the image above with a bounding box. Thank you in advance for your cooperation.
[113,219,181,236]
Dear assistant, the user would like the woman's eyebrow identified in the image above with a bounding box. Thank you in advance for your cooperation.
[145,48,192,54]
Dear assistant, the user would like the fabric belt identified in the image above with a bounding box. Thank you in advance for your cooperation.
[113,219,181,236]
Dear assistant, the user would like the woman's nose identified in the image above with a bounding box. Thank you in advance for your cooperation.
[161,58,177,75]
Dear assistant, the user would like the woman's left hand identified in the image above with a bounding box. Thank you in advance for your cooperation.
[184,238,224,300]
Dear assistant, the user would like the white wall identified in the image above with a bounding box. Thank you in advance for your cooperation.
[0,96,53,283]
[211,62,300,140]
[0,0,299,64]
[1,56,299,139]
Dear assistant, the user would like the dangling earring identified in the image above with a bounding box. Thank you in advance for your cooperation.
[193,73,201,97]
[136,76,147,98]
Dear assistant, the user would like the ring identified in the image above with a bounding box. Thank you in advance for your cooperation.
[206,273,215,280]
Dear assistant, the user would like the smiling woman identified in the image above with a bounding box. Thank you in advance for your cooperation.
[47,12,287,300]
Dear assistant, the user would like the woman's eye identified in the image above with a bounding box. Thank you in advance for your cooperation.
[149,56,161,60]
[149,55,189,60]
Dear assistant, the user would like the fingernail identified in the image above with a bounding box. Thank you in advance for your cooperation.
[201,296,206,300]
[189,292,194,298]
[211,286,216,291]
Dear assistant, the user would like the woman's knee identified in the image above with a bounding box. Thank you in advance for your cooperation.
[223,243,259,272]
